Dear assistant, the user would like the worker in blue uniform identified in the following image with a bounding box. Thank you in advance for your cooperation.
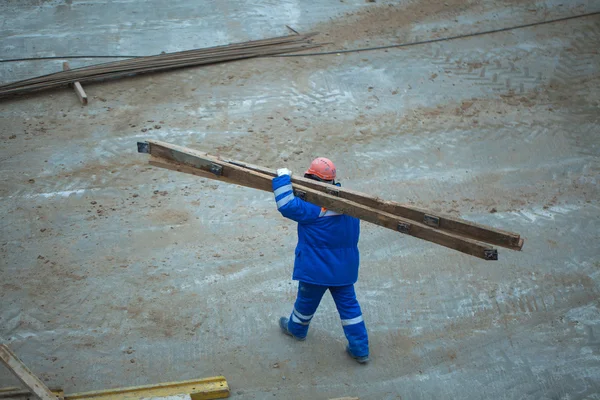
[272,157,369,363]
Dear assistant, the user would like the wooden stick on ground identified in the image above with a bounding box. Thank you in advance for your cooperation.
[0,388,63,399]
[0,387,28,399]
[62,62,88,105]
[0,345,59,400]
[140,140,500,260]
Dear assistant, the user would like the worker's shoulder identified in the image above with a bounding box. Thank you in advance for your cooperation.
[320,211,360,224]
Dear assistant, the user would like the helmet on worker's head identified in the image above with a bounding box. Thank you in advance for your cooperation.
[305,157,336,182]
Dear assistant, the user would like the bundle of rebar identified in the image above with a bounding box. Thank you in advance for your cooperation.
[0,33,320,98]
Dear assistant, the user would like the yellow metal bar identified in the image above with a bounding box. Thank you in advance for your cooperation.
[64,377,229,400]
[0,388,63,399]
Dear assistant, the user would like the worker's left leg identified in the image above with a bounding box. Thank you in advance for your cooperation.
[330,284,369,362]
[280,281,327,340]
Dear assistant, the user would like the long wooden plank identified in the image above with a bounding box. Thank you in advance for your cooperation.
[152,155,497,260]
[222,158,522,250]
[0,345,58,400]
[149,156,498,260]
[143,141,498,260]
[145,139,518,250]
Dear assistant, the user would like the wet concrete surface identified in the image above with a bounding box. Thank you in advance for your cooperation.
[1,1,599,398]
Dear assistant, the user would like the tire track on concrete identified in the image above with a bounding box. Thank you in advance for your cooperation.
[549,20,600,90]
[435,51,543,94]
[548,19,600,158]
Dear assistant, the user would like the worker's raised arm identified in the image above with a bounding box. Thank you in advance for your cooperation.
[272,170,320,223]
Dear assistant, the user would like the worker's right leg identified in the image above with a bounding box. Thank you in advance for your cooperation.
[329,284,369,362]
[280,281,327,340]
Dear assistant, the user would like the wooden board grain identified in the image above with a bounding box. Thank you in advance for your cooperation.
[222,158,522,250]
[0,345,59,400]
[145,141,498,260]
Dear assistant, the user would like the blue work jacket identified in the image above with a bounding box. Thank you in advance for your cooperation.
[272,174,360,286]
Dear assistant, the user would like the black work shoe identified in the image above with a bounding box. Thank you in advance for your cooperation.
[279,317,306,341]
[346,346,369,363]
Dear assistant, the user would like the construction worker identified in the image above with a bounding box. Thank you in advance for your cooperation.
[272,158,369,363]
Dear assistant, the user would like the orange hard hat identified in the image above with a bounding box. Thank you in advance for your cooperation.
[305,157,336,181]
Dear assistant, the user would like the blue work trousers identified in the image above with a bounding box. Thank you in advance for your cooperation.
[287,281,369,357]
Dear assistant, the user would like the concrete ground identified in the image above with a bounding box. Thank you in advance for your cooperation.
[1,0,599,398]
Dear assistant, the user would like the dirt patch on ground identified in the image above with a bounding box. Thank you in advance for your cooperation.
[204,66,598,160]
[189,65,599,216]
[311,0,535,47]
[150,209,190,225]
[59,159,142,180]
[117,293,207,339]
[315,0,477,46]
[2,283,21,291]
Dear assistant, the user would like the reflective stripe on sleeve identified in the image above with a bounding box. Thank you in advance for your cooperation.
[274,184,293,198]
[276,193,295,208]
[341,315,364,326]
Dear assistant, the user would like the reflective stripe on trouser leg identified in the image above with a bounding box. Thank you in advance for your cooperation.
[330,284,369,357]
[291,313,310,325]
[287,281,327,338]
[341,315,364,326]
[293,307,314,321]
